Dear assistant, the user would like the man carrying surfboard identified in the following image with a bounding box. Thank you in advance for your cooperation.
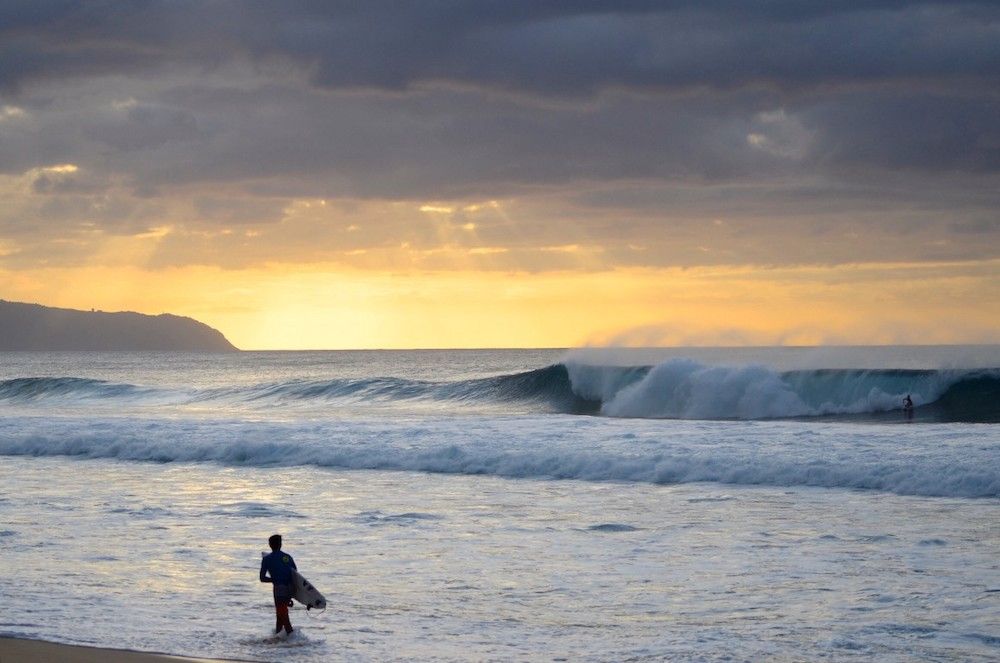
[260,534,297,637]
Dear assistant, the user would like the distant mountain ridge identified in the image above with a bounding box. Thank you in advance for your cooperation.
[0,300,238,351]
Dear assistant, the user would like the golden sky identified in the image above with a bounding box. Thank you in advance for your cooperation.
[1,5,998,348]
[1,254,996,349]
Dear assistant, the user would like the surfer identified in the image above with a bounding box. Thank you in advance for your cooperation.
[903,394,914,420]
[260,534,297,637]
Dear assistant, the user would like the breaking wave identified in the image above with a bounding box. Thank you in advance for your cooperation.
[0,415,996,498]
[566,361,1000,422]
[0,360,997,422]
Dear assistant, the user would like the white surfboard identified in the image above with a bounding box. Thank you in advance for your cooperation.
[291,569,326,610]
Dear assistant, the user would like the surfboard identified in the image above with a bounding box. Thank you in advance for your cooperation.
[291,569,326,610]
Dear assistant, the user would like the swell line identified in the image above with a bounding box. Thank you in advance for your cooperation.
[0,362,997,422]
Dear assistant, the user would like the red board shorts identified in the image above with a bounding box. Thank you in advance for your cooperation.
[273,582,293,605]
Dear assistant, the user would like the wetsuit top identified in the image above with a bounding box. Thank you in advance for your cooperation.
[260,551,297,584]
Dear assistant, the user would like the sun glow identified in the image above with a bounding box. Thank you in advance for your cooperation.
[0,259,995,349]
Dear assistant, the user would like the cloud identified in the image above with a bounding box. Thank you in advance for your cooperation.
[805,92,1000,173]
[83,100,202,151]
[0,2,996,275]
[2,2,997,96]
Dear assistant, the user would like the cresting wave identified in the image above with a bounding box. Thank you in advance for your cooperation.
[565,361,1000,422]
[0,360,998,422]
[0,415,997,498]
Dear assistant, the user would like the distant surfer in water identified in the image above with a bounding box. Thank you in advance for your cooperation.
[260,534,297,637]
[903,394,914,420]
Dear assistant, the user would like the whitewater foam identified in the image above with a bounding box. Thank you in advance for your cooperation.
[566,360,1000,421]
[594,360,811,419]
[0,414,996,498]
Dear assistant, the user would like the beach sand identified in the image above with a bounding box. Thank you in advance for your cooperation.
[0,637,230,662]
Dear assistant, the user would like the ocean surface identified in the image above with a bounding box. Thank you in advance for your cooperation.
[0,347,997,661]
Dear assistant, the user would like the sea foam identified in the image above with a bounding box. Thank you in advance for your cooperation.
[1,414,996,498]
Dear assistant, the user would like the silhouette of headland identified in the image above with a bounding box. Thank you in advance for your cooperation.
[0,300,238,351]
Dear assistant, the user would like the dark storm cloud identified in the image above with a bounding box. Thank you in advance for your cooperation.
[805,93,1000,173]
[0,1,998,271]
[59,83,993,198]
[132,83,773,195]
[1,1,997,186]
[84,102,201,152]
[1,1,997,95]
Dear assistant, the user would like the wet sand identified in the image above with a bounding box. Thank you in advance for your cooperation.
[0,637,232,662]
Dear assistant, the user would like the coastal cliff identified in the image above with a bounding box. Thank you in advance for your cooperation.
[0,300,238,351]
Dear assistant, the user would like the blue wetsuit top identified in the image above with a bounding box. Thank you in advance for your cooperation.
[260,550,297,585]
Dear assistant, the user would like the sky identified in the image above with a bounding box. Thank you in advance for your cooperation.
[0,1,997,349]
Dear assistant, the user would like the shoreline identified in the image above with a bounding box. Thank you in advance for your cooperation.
[0,637,237,663]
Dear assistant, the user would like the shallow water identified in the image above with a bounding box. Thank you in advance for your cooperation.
[0,349,997,661]
[0,457,997,661]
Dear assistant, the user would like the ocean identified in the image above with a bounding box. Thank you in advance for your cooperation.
[0,347,997,661]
